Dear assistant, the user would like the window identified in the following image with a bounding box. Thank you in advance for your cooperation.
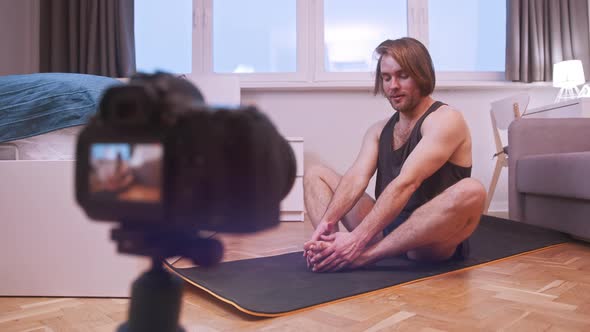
[428,0,506,73]
[133,0,508,85]
[323,0,407,73]
[212,0,297,73]
[135,0,193,74]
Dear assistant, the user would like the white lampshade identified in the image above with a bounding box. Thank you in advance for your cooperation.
[553,60,585,88]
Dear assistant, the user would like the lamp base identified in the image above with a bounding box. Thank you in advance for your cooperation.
[555,87,580,103]
[578,84,590,98]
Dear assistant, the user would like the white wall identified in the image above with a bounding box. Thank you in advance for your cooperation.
[0,0,39,75]
[242,85,557,213]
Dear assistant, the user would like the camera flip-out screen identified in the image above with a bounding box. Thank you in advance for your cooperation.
[89,143,163,203]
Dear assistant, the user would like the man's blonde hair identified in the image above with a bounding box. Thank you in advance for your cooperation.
[373,37,436,96]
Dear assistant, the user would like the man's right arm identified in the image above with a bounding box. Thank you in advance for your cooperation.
[310,120,384,240]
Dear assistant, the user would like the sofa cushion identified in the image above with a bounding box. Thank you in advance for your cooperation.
[516,151,590,200]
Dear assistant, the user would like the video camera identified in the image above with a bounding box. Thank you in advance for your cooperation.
[74,73,296,331]
[75,73,296,261]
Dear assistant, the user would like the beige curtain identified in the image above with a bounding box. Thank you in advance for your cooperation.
[506,0,590,82]
[39,0,136,77]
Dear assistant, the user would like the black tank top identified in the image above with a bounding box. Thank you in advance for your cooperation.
[375,101,472,217]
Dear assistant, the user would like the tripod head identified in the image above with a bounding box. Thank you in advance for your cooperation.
[111,224,223,267]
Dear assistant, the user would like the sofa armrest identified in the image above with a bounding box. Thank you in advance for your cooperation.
[508,118,590,221]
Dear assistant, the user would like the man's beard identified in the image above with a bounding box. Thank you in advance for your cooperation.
[389,94,420,114]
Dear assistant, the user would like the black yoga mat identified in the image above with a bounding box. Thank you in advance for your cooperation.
[167,215,570,317]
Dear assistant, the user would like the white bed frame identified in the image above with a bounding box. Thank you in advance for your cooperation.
[0,75,304,297]
[0,160,148,297]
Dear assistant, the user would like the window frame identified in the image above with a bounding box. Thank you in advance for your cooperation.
[191,0,506,86]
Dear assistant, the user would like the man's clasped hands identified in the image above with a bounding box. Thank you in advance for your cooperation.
[303,220,367,273]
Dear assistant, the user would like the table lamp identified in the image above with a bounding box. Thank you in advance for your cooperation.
[553,60,585,103]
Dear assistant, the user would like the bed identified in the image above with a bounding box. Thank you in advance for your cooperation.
[1,125,80,160]
[0,73,119,161]
[0,73,244,161]
[0,73,303,297]
[0,73,148,297]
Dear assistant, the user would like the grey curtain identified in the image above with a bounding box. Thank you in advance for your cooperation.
[506,0,590,83]
[39,0,136,77]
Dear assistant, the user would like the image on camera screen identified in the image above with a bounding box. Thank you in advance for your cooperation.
[89,143,162,203]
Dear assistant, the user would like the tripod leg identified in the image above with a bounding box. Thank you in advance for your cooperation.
[118,262,186,332]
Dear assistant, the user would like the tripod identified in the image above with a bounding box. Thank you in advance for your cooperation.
[117,257,185,332]
[112,226,223,332]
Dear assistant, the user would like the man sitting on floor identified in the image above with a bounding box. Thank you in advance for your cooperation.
[303,37,486,272]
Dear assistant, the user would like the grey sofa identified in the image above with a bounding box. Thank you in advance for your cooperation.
[508,118,590,240]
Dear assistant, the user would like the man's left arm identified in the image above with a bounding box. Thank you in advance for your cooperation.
[310,109,468,272]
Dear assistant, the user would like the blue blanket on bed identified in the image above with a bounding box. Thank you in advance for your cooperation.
[0,73,121,143]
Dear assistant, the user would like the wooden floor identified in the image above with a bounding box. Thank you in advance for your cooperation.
[2,216,590,331]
